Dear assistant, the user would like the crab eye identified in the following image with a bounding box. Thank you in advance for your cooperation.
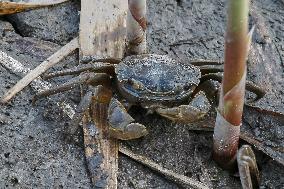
[127,78,134,85]
[127,78,144,90]
[183,83,195,91]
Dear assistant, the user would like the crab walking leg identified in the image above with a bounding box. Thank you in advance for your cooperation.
[43,63,115,80]
[198,73,265,103]
[0,0,69,15]
[191,60,265,101]
[126,0,147,55]
[156,92,211,122]
[198,66,224,75]
[33,73,110,102]
[237,145,260,189]
[187,60,224,75]
[190,60,224,66]
[65,91,93,137]
[1,37,79,104]
[108,98,148,140]
[84,85,118,188]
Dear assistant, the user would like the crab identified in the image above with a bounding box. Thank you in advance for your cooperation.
[34,53,265,140]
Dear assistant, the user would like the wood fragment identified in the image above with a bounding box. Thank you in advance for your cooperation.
[79,1,128,188]
[119,145,210,189]
[83,86,118,188]
[79,0,128,59]
[0,0,69,15]
[1,37,79,104]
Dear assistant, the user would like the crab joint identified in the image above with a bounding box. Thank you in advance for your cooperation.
[237,145,260,189]
[126,0,147,55]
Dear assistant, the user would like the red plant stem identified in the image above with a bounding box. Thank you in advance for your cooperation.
[213,0,251,170]
[127,0,147,55]
[221,0,250,126]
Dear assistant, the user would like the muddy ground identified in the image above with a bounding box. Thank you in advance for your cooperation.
[0,0,283,188]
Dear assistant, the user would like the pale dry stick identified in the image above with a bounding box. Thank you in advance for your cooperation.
[119,145,210,189]
[1,37,79,104]
[79,0,128,59]
[0,50,76,118]
[0,0,69,15]
[126,0,147,55]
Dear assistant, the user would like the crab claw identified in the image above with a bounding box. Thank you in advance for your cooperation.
[156,91,210,122]
[237,145,260,189]
[108,98,148,140]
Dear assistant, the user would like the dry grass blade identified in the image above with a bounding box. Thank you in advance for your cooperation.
[1,37,79,104]
[119,145,210,189]
[0,0,69,15]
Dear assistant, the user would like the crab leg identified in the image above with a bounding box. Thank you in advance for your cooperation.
[108,98,148,140]
[198,73,265,102]
[43,63,115,80]
[190,60,265,102]
[237,145,260,189]
[198,66,224,75]
[65,91,93,139]
[190,60,223,66]
[156,91,211,122]
[190,60,224,74]
[33,73,110,102]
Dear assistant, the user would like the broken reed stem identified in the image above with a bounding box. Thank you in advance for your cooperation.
[0,0,69,15]
[213,0,251,170]
[126,0,147,55]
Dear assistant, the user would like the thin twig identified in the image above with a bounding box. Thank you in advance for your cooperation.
[119,145,210,189]
[1,37,79,104]
[170,36,214,47]
[0,50,75,119]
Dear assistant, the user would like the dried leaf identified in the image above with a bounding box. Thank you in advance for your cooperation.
[0,0,69,15]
